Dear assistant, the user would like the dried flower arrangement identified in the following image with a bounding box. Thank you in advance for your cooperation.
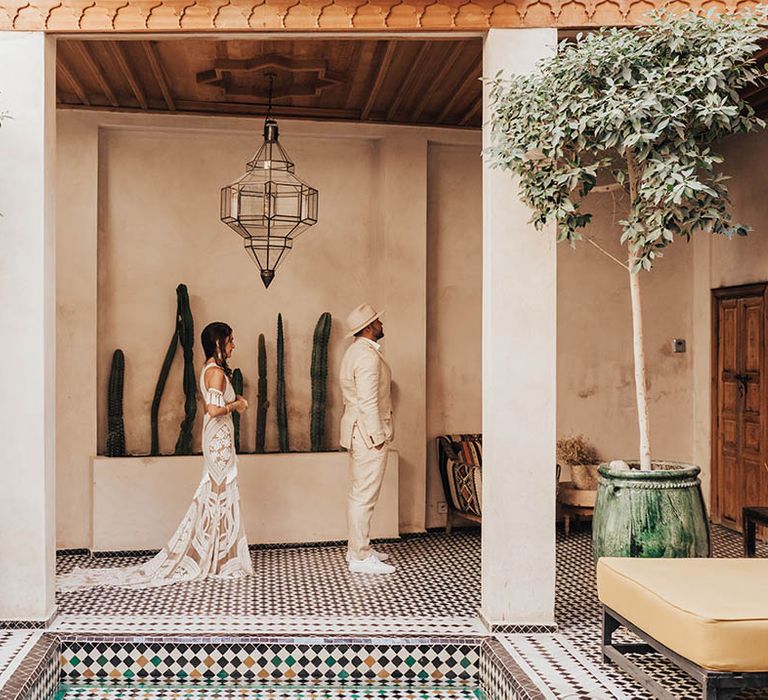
[556,435,599,465]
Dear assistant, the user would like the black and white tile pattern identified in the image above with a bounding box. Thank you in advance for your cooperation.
[0,632,41,690]
[2,525,766,700]
[55,682,485,699]
[55,532,480,621]
[547,524,768,700]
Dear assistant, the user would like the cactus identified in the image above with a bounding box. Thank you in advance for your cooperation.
[106,349,126,457]
[255,334,269,453]
[276,313,289,452]
[174,284,196,455]
[232,368,244,453]
[150,325,178,456]
[310,312,332,452]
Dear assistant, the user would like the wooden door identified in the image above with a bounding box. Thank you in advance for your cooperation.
[712,284,768,531]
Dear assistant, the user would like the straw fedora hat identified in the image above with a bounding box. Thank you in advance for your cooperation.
[346,303,384,338]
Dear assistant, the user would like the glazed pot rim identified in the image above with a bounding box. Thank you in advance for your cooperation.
[597,461,700,480]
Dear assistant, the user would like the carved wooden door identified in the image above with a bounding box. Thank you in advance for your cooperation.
[713,284,768,531]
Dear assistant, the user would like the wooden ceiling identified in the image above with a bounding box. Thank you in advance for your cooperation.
[55,37,768,126]
[56,38,484,128]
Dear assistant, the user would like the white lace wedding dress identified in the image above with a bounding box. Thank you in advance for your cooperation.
[58,363,254,590]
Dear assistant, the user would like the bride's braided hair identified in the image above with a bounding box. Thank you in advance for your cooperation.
[201,322,233,379]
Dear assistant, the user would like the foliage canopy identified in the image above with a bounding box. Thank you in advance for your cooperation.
[487,10,767,272]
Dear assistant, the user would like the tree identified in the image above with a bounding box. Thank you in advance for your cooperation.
[488,10,766,469]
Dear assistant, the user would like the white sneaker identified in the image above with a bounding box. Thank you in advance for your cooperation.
[348,554,396,574]
[345,549,390,563]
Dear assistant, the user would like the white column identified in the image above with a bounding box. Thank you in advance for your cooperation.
[481,28,557,627]
[56,112,98,549]
[0,33,57,622]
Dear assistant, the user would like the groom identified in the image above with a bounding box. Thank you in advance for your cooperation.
[339,303,395,575]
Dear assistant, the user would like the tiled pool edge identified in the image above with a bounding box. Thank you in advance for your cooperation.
[3,633,534,700]
[59,635,481,683]
[0,635,59,700]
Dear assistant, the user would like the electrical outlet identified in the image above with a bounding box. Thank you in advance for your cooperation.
[672,338,686,353]
[437,501,448,514]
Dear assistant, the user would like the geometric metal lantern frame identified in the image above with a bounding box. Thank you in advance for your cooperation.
[221,117,319,288]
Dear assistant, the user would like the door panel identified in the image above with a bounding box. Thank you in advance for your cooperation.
[714,285,767,532]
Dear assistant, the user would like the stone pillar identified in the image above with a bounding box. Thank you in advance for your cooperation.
[0,32,57,622]
[481,28,557,627]
[56,112,98,549]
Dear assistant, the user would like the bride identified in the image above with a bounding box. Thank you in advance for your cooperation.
[58,322,254,590]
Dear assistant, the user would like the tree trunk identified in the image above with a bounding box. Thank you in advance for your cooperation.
[628,257,652,470]
[626,149,652,470]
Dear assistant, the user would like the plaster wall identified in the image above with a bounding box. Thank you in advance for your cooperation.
[425,143,483,528]
[56,109,478,548]
[92,452,399,551]
[691,129,768,509]
[556,193,695,468]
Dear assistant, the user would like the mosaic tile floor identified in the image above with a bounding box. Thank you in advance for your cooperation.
[55,532,481,622]
[1,526,764,699]
[0,630,41,688]
[54,682,485,699]
[551,523,768,700]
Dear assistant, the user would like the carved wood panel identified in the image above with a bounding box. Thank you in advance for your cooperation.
[713,285,768,532]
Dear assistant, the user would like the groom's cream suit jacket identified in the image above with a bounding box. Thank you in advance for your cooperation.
[339,338,393,450]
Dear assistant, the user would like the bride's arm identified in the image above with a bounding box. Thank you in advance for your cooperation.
[203,366,240,418]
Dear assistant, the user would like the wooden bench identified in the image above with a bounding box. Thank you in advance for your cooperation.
[598,557,768,699]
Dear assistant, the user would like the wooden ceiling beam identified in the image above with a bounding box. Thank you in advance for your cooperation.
[459,96,481,126]
[143,41,176,111]
[72,41,119,108]
[410,41,466,122]
[361,40,397,121]
[385,42,429,122]
[175,99,359,120]
[58,55,90,106]
[108,41,148,110]
[437,57,481,124]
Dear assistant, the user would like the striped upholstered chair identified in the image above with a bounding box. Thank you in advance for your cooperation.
[436,434,482,533]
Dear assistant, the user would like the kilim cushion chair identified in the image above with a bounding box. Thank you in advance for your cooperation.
[436,434,482,533]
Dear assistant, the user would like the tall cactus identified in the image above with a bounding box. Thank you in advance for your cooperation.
[276,313,289,452]
[310,312,332,452]
[255,334,268,453]
[150,322,178,456]
[174,284,196,455]
[106,349,126,457]
[232,368,244,453]
[150,283,196,456]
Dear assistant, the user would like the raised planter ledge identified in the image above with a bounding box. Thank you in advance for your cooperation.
[91,451,399,553]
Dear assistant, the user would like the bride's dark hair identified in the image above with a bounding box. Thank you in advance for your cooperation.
[201,322,233,378]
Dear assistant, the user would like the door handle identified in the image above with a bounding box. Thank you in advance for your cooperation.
[735,373,749,397]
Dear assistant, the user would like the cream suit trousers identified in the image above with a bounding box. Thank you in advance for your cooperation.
[347,426,389,561]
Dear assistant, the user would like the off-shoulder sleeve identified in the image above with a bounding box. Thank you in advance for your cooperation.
[205,387,226,408]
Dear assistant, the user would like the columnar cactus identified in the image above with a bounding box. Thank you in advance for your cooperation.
[255,333,268,453]
[174,284,196,455]
[150,326,178,456]
[276,313,289,452]
[106,349,126,457]
[310,312,332,452]
[232,368,244,453]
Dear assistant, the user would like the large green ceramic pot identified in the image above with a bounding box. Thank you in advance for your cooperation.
[592,461,710,559]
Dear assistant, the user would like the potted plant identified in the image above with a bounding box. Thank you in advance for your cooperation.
[488,10,766,557]
[557,435,600,491]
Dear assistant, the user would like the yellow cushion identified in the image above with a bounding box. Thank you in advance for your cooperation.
[597,557,768,672]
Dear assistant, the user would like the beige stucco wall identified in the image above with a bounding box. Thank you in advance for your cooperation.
[691,129,768,509]
[92,452,398,551]
[557,193,695,467]
[56,109,478,548]
[426,143,482,528]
